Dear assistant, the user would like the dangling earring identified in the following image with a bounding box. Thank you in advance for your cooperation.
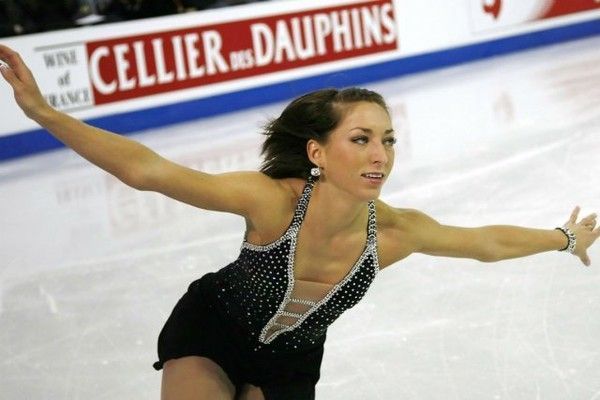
[310,167,321,177]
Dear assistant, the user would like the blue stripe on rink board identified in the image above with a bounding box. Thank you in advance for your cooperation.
[1,17,599,161]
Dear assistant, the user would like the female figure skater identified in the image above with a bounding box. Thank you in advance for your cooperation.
[1,44,598,400]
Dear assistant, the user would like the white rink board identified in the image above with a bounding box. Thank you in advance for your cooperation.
[0,0,598,140]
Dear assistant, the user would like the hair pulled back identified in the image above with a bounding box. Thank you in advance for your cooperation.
[260,87,388,179]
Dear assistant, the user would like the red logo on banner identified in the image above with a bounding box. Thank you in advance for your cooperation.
[482,0,502,19]
[86,0,398,105]
[539,0,600,19]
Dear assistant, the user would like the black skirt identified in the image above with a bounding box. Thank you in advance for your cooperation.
[153,273,325,400]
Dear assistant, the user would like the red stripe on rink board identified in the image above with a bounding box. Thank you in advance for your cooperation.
[86,0,398,105]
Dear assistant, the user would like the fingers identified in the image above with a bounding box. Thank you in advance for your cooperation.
[568,206,580,225]
[566,207,597,229]
[580,253,591,267]
[0,43,12,63]
[0,45,16,85]
[0,44,23,67]
[0,62,19,87]
[581,213,597,221]
[580,213,597,229]
[0,44,19,70]
[0,44,31,83]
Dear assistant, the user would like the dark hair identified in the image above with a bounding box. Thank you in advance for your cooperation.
[259,87,388,179]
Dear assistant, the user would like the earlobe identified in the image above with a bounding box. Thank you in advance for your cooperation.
[306,139,323,166]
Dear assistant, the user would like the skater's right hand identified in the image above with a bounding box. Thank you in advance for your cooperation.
[0,44,52,120]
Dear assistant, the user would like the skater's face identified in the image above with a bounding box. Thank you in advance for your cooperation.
[307,101,395,200]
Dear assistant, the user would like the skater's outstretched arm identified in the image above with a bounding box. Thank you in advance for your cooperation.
[0,44,283,218]
[384,206,599,267]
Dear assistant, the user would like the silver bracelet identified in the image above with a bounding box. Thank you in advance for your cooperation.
[555,227,576,254]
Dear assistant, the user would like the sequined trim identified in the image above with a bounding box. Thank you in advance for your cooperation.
[280,310,303,319]
[241,177,316,252]
[261,242,377,343]
[259,221,301,343]
[367,201,381,271]
[289,298,317,306]
[258,189,379,344]
[241,230,294,252]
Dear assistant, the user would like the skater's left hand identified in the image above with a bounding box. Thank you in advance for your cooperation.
[563,206,600,266]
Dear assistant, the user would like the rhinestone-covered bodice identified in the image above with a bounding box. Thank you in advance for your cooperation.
[212,177,379,353]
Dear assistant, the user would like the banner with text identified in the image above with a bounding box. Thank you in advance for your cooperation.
[40,0,397,111]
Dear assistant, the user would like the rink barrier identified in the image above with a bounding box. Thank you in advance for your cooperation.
[1,17,599,162]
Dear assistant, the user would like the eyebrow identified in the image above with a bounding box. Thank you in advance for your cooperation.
[350,127,395,135]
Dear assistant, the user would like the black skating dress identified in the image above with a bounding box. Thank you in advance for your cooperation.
[153,177,380,399]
